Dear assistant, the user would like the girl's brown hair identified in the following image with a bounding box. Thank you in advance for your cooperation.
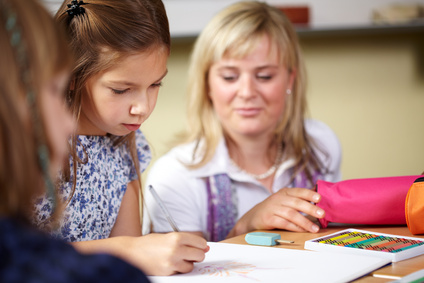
[55,0,170,209]
[0,0,71,221]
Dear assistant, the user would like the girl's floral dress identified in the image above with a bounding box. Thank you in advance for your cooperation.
[33,130,151,242]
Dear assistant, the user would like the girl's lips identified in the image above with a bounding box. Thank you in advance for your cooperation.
[123,124,141,131]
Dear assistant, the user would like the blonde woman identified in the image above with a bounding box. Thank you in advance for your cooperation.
[146,1,342,241]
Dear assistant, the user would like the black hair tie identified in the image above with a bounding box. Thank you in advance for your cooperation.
[66,0,87,19]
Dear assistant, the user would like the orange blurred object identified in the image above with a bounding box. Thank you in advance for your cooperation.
[277,6,310,26]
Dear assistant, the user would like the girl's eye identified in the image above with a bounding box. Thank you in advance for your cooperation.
[111,88,129,95]
[152,82,163,88]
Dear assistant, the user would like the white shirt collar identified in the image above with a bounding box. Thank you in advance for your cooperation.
[188,138,230,178]
[188,138,296,185]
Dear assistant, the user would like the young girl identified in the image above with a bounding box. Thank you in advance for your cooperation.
[33,0,208,276]
[0,0,148,281]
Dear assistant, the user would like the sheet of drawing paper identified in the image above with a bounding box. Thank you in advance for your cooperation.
[149,242,390,283]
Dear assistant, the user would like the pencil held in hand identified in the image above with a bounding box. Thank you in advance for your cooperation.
[149,185,180,232]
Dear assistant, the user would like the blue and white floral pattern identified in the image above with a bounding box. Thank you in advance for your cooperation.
[33,130,151,242]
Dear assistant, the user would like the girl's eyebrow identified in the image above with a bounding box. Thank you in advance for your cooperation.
[156,69,168,83]
[106,69,168,86]
[107,80,137,87]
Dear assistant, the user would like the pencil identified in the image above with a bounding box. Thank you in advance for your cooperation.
[148,185,180,232]
[276,239,295,244]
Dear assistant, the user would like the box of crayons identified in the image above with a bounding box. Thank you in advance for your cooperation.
[304,229,424,262]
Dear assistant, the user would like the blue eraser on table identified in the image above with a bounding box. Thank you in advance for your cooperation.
[245,232,281,246]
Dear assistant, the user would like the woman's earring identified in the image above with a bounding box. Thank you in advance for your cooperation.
[286,89,292,95]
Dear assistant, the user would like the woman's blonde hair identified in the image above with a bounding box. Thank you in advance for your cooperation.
[0,0,72,221]
[55,0,170,206]
[183,1,325,182]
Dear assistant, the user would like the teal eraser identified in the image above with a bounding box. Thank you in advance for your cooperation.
[245,232,281,246]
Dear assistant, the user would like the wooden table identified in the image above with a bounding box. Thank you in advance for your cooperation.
[221,225,424,282]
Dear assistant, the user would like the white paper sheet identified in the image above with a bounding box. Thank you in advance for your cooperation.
[149,242,390,283]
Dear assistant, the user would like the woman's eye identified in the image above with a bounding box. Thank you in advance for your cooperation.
[111,88,129,95]
[222,75,237,81]
[257,74,272,80]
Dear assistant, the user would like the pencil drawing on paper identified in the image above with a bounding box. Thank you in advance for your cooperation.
[198,262,258,281]
[197,261,286,281]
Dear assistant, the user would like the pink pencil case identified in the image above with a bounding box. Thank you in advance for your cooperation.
[316,175,422,228]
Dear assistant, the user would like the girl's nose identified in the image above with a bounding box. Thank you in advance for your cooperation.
[130,95,148,116]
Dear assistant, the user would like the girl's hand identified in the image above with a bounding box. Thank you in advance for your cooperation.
[125,232,209,276]
[227,187,325,237]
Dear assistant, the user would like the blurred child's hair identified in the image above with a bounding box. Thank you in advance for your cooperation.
[0,0,72,221]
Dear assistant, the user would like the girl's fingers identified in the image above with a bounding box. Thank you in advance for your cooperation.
[170,232,209,250]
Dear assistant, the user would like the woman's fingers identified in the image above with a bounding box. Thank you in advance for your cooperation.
[276,188,325,218]
[257,188,324,232]
[233,187,326,235]
[272,207,320,233]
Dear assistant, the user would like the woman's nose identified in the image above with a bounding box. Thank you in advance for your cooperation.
[237,75,256,99]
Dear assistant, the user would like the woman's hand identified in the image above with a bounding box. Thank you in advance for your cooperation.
[227,187,325,238]
[125,232,209,276]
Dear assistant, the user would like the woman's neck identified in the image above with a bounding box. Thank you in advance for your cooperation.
[226,134,280,192]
